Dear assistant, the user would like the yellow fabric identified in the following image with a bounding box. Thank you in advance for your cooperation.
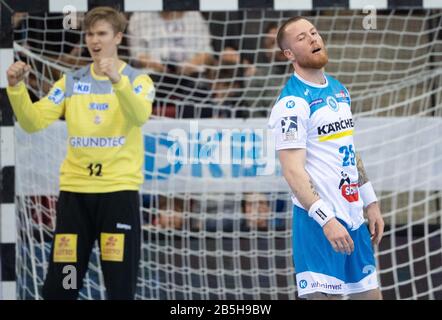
[7,78,67,133]
[53,234,78,263]
[100,233,125,262]
[318,129,354,142]
[7,64,154,193]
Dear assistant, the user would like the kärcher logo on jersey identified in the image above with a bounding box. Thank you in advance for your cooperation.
[69,136,126,148]
[317,118,354,136]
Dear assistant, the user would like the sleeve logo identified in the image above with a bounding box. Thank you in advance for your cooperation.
[281,116,298,142]
[145,87,156,102]
[48,87,65,105]
[285,100,295,109]
[134,84,143,94]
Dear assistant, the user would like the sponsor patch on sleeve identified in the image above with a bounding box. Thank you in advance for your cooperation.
[280,116,298,142]
[53,234,77,263]
[48,87,65,105]
[100,233,125,262]
[145,87,155,102]
[133,84,143,94]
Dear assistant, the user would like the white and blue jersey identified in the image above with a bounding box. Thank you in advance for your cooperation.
[268,71,364,230]
[269,72,379,297]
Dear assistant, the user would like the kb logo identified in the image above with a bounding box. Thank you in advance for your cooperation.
[299,280,308,289]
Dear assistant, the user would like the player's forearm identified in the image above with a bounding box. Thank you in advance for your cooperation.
[282,166,320,210]
[283,166,337,227]
[356,152,369,186]
[356,152,379,207]
[6,82,46,133]
[112,76,152,126]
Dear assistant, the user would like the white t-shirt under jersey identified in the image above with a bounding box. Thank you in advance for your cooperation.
[268,72,365,230]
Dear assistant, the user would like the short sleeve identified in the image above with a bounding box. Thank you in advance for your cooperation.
[268,95,310,151]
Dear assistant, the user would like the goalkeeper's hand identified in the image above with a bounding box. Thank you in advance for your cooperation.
[7,61,31,87]
[97,57,121,84]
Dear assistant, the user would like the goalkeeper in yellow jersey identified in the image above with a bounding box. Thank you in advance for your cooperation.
[6,7,155,299]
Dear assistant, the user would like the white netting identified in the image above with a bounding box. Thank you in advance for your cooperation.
[11,9,442,300]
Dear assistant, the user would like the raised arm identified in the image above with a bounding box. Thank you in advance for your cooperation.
[6,61,66,133]
[97,58,154,126]
[112,74,154,126]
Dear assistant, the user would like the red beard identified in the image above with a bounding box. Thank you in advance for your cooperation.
[297,48,329,69]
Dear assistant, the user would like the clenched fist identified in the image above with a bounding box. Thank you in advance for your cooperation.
[7,61,31,87]
[96,58,121,84]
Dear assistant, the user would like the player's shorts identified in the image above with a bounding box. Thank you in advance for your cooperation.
[43,190,141,300]
[292,205,379,298]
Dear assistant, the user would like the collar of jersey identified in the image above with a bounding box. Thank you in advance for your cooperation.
[293,71,328,88]
[90,62,127,81]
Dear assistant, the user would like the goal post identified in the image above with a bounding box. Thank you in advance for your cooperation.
[1,0,442,300]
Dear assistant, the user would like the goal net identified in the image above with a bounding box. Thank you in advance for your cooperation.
[10,8,442,300]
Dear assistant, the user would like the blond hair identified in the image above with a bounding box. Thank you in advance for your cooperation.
[83,6,127,34]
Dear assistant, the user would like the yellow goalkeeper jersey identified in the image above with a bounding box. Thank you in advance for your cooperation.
[7,62,155,193]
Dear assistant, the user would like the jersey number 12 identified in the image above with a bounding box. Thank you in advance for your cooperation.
[87,163,103,176]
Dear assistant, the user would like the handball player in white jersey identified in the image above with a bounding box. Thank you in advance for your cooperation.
[268,17,384,299]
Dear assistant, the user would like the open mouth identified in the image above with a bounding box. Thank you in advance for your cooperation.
[92,48,101,53]
[312,48,322,54]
